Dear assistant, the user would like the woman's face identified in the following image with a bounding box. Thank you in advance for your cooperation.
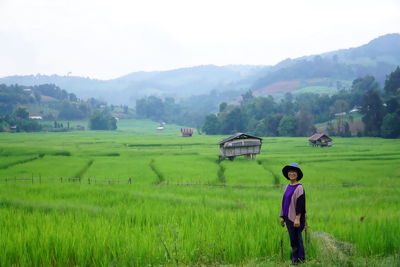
[288,170,298,181]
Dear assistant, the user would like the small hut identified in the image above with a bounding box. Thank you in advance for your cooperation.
[156,122,165,131]
[218,133,262,160]
[181,128,193,137]
[309,133,333,147]
[76,125,85,131]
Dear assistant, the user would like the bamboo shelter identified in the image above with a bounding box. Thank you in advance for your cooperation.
[181,128,193,137]
[308,133,333,147]
[218,133,262,160]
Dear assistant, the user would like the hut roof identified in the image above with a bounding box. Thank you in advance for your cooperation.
[181,128,193,134]
[218,133,262,145]
[309,133,332,142]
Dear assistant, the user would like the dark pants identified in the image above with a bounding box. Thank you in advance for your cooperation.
[284,217,305,265]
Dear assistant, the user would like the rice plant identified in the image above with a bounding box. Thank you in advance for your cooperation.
[0,124,399,266]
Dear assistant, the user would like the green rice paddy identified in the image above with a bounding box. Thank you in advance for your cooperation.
[0,119,399,266]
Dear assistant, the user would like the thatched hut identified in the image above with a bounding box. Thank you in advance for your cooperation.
[181,128,193,137]
[218,133,262,160]
[309,133,333,147]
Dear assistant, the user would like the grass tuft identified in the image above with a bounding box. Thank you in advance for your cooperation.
[149,159,165,184]
[75,160,94,178]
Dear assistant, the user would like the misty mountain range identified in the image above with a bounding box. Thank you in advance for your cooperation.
[1,33,399,105]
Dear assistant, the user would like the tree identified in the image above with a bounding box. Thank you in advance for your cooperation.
[381,113,400,138]
[136,96,164,121]
[326,121,335,136]
[278,115,298,136]
[89,111,117,130]
[351,75,380,107]
[220,107,246,134]
[241,90,254,103]
[253,119,267,137]
[384,66,400,96]
[219,102,227,113]
[15,107,29,119]
[78,102,91,117]
[254,96,276,119]
[331,99,349,114]
[352,75,379,92]
[16,120,42,132]
[296,110,315,136]
[163,97,182,122]
[379,67,400,139]
[386,97,399,114]
[343,122,352,137]
[284,92,293,102]
[252,114,283,137]
[265,114,283,136]
[0,119,9,132]
[330,99,349,136]
[34,91,41,103]
[202,114,220,134]
[58,101,85,120]
[280,93,296,116]
[69,93,78,102]
[361,90,385,136]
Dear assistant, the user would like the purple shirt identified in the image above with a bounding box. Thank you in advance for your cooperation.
[281,184,301,217]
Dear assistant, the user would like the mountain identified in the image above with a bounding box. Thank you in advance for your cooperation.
[0,65,268,105]
[0,33,399,105]
[319,33,400,64]
[112,64,269,98]
[251,33,400,98]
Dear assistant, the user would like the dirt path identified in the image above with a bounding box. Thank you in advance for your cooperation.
[311,230,354,262]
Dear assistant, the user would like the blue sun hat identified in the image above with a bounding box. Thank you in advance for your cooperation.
[282,163,303,180]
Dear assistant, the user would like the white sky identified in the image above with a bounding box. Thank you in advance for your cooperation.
[0,0,399,79]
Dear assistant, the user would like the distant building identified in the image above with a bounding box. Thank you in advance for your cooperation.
[29,115,42,120]
[156,122,165,131]
[218,133,262,160]
[349,107,360,113]
[309,133,333,147]
[181,128,193,137]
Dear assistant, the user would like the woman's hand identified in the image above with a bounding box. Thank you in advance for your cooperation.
[294,218,300,227]
[280,217,285,227]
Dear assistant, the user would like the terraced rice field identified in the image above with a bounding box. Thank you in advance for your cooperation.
[0,119,399,266]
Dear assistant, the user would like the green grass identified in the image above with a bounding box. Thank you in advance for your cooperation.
[293,85,339,95]
[293,79,353,96]
[0,119,399,266]
[315,111,363,131]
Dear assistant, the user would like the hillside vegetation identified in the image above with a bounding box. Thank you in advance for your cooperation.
[0,83,129,132]
[202,66,400,139]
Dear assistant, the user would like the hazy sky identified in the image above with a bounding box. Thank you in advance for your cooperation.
[0,0,399,79]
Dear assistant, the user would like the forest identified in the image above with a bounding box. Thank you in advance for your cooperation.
[0,83,120,131]
[203,66,400,138]
[2,66,400,138]
[136,67,400,138]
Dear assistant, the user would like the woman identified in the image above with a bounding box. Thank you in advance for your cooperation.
[280,163,306,265]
